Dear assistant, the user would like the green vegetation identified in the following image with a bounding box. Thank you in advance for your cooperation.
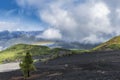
[0,44,73,63]
[0,43,93,64]
[40,48,72,62]
[19,52,36,79]
[93,36,120,51]
[71,49,90,54]
[0,44,51,63]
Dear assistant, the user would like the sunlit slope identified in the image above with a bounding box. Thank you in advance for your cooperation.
[93,36,120,51]
[0,44,71,63]
[0,44,51,63]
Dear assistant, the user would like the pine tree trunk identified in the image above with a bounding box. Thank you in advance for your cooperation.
[27,70,30,77]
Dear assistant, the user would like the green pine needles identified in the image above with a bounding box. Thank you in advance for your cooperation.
[19,52,36,79]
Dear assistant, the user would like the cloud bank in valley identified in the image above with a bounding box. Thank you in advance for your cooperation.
[16,0,120,43]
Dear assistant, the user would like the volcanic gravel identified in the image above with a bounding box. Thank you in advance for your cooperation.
[1,50,120,80]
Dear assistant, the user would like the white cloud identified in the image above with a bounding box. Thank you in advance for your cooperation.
[0,20,43,31]
[91,2,110,18]
[0,21,19,31]
[39,28,62,40]
[16,0,120,43]
[40,4,77,31]
[83,34,105,44]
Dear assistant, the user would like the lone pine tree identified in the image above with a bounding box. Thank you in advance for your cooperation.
[19,52,36,79]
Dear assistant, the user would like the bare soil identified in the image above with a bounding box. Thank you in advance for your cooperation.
[1,50,120,80]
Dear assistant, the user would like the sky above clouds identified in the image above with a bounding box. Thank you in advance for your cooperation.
[0,0,120,43]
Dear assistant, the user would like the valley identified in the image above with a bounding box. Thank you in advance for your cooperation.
[0,36,120,80]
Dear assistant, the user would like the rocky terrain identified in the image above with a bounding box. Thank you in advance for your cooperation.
[1,50,120,80]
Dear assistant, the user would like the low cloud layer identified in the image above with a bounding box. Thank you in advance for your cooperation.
[38,28,62,40]
[16,0,120,43]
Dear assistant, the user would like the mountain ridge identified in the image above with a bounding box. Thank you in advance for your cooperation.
[93,36,120,51]
[0,30,98,50]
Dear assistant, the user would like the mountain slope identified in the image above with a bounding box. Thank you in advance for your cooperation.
[0,31,98,50]
[0,30,43,50]
[93,36,120,51]
[0,44,71,63]
[0,44,50,63]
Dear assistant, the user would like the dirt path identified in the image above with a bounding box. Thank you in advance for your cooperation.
[0,62,20,72]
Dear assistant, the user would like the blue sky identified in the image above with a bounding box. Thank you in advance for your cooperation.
[0,0,40,21]
[0,0,44,31]
[0,0,86,31]
[0,0,17,10]
[0,0,120,43]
